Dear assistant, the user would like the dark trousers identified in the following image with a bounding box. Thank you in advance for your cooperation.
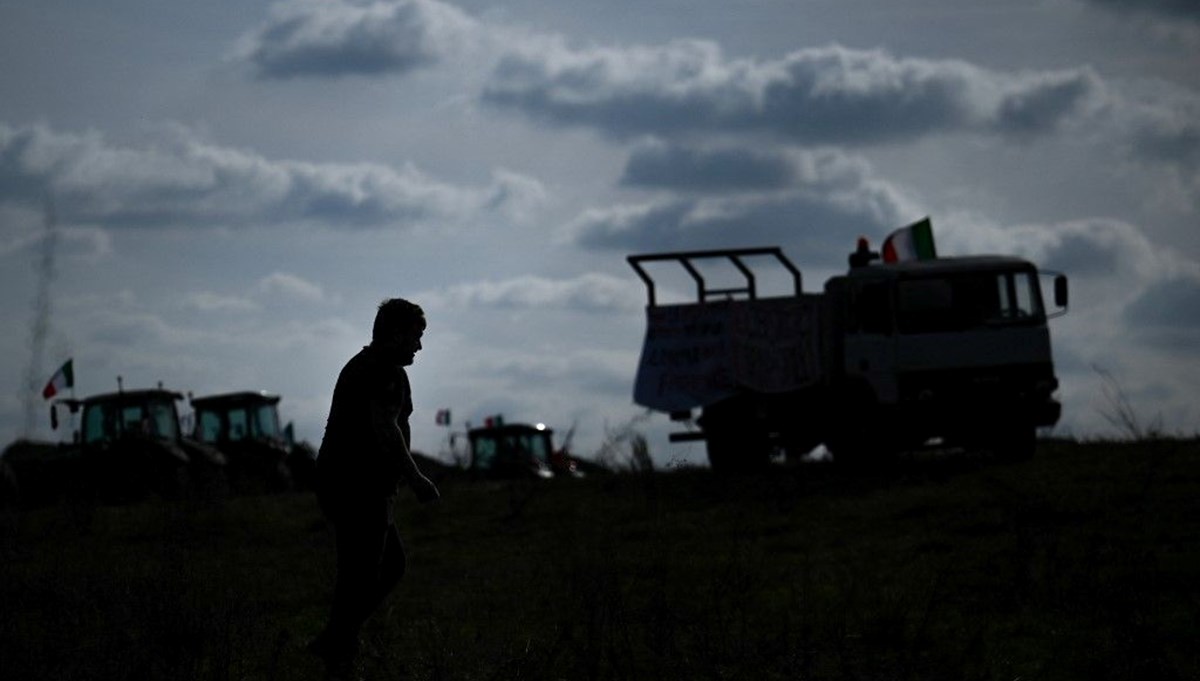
[318,492,407,652]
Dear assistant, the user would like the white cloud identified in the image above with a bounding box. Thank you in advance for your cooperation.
[256,271,331,304]
[0,121,547,230]
[429,273,643,312]
[183,292,261,313]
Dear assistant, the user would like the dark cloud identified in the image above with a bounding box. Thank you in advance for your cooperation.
[1119,91,1200,172]
[619,143,923,204]
[0,122,544,229]
[571,144,916,260]
[237,0,478,79]
[1132,120,1200,168]
[988,219,1163,282]
[1124,275,1200,330]
[1039,229,1123,277]
[620,141,796,191]
[567,190,905,264]
[483,42,1100,144]
[578,145,914,256]
[1085,0,1200,22]
[994,69,1102,136]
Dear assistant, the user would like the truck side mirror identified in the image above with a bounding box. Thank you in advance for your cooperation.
[1054,274,1068,309]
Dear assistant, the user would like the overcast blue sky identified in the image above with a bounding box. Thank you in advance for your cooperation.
[2,0,1198,463]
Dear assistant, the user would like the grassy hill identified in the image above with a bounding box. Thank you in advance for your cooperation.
[1,438,1197,680]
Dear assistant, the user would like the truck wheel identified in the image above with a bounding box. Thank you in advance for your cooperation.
[705,431,737,472]
[701,399,770,474]
[826,386,892,471]
[826,432,881,470]
[705,426,771,474]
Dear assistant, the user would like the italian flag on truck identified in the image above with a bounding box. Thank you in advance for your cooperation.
[882,217,937,263]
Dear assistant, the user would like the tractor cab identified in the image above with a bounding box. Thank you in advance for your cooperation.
[467,422,558,479]
[53,387,224,501]
[190,391,313,491]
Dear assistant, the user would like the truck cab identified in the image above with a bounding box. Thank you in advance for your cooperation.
[825,256,1067,459]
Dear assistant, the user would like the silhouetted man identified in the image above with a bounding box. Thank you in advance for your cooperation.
[309,298,440,676]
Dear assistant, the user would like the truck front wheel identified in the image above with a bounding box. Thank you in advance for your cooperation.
[825,385,894,471]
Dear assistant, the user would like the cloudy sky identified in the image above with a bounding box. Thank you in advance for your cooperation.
[2,0,1198,464]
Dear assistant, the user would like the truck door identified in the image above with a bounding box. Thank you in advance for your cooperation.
[842,281,898,404]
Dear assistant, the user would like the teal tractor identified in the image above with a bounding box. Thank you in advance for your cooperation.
[189,391,316,492]
[49,387,226,503]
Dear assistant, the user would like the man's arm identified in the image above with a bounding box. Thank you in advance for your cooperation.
[369,398,440,502]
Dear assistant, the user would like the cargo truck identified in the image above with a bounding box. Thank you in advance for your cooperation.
[628,237,1068,471]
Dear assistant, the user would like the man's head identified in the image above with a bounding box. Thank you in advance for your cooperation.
[372,298,426,366]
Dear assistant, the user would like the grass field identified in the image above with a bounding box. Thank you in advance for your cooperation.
[1,438,1197,680]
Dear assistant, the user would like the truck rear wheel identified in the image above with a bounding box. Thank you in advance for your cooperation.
[700,399,770,474]
[826,431,886,470]
[706,433,770,473]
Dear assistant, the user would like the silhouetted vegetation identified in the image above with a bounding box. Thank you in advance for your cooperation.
[1,438,1197,680]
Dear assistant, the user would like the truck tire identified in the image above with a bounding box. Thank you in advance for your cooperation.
[825,430,883,470]
[825,384,892,471]
[700,399,770,474]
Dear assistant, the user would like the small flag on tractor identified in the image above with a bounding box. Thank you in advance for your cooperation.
[435,408,452,426]
[42,358,74,400]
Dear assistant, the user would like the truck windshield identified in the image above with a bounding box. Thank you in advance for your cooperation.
[897,270,1043,334]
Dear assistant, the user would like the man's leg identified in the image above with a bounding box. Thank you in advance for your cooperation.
[315,498,393,665]
[370,524,407,612]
